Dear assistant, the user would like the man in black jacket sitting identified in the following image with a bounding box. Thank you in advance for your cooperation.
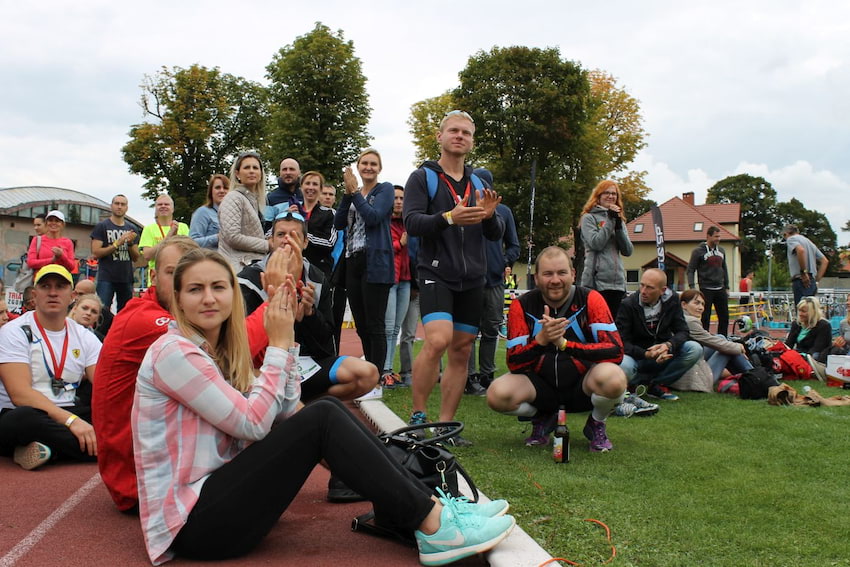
[616,269,702,401]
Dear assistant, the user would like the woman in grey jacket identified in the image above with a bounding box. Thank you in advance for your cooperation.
[218,151,272,271]
[579,180,633,315]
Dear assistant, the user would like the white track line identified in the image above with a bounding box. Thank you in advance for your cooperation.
[0,473,101,567]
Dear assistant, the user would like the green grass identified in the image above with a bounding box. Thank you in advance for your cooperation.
[383,342,850,566]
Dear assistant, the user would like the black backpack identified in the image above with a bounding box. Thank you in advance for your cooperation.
[738,367,780,400]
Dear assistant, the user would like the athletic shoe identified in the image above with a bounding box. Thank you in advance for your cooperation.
[524,412,556,446]
[13,441,51,470]
[647,384,679,401]
[464,374,487,396]
[614,393,660,417]
[434,426,474,448]
[382,372,404,389]
[409,411,428,426]
[355,385,383,401]
[436,488,509,517]
[416,497,516,566]
[327,476,366,503]
[583,416,613,452]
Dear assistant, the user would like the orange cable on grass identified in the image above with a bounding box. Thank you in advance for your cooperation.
[536,519,615,566]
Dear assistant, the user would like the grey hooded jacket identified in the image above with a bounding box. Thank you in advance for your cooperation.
[580,205,633,292]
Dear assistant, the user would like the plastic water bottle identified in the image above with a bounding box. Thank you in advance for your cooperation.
[802,385,812,395]
[553,406,569,463]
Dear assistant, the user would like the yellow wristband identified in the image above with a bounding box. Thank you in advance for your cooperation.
[65,414,79,428]
[444,211,454,225]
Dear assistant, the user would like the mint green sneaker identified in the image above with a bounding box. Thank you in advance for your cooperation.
[436,488,509,517]
[416,498,515,565]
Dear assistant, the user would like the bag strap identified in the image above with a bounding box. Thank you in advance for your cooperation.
[351,510,416,546]
[382,421,463,448]
[36,235,42,254]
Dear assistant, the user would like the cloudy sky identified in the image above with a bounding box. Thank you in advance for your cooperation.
[2,1,848,239]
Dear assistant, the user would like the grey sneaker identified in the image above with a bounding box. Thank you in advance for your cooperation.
[614,393,660,417]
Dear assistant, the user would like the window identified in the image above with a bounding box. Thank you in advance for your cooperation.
[693,222,703,232]
[634,224,644,233]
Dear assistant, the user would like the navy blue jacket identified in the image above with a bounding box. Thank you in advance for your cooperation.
[333,181,395,285]
[403,162,504,291]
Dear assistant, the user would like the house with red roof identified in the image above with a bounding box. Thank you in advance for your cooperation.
[624,192,741,291]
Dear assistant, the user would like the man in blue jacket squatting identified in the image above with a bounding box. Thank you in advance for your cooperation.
[402,110,504,447]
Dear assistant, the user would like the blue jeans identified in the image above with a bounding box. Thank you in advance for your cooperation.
[791,278,817,305]
[96,279,134,313]
[621,340,704,387]
[398,292,420,379]
[702,339,753,382]
[383,281,411,373]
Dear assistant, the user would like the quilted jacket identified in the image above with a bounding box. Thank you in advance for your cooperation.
[218,186,268,271]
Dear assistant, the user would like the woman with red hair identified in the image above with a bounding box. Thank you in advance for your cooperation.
[579,180,633,316]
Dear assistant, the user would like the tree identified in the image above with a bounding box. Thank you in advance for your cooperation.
[451,46,591,252]
[122,64,267,222]
[706,174,779,270]
[407,92,456,165]
[266,22,371,184]
[583,70,648,179]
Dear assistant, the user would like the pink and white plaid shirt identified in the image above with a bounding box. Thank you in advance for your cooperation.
[132,325,300,564]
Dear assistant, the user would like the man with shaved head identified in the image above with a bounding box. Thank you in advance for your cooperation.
[267,157,305,213]
[615,268,702,401]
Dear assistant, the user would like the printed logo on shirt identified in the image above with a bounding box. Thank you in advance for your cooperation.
[72,349,80,358]
[424,280,435,285]
[155,316,171,327]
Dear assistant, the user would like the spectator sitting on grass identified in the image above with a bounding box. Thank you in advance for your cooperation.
[616,268,703,401]
[679,289,752,383]
[487,246,630,452]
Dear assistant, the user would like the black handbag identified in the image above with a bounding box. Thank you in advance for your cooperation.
[350,421,479,545]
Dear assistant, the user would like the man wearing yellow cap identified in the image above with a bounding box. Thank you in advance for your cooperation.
[0,264,101,470]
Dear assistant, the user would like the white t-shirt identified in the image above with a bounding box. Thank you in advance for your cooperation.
[0,311,102,409]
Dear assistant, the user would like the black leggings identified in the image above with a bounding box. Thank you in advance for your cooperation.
[345,251,391,368]
[172,397,434,560]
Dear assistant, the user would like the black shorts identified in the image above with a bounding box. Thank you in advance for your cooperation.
[418,280,483,335]
[301,355,350,402]
[526,369,593,415]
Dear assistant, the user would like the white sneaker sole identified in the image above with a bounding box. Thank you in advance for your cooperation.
[13,441,51,470]
[419,516,516,566]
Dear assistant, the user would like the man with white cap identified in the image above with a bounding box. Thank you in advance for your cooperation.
[0,264,101,470]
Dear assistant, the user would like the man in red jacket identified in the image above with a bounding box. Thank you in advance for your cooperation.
[487,247,628,452]
[92,236,277,512]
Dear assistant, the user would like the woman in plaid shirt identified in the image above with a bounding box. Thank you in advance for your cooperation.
[132,249,515,566]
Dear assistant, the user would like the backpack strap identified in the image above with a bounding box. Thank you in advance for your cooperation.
[470,173,484,191]
[424,167,438,201]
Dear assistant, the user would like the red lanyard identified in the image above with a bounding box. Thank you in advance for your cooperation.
[438,173,471,205]
[33,314,69,380]
[157,223,166,239]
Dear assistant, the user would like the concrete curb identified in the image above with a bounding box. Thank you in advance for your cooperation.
[356,399,555,567]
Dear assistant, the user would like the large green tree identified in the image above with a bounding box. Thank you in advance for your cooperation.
[407,92,455,164]
[451,46,591,252]
[266,22,371,184]
[122,64,267,222]
[706,174,780,270]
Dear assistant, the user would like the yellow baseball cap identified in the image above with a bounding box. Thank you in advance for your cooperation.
[34,264,74,285]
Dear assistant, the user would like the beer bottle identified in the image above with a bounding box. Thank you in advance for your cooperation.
[553,405,569,463]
